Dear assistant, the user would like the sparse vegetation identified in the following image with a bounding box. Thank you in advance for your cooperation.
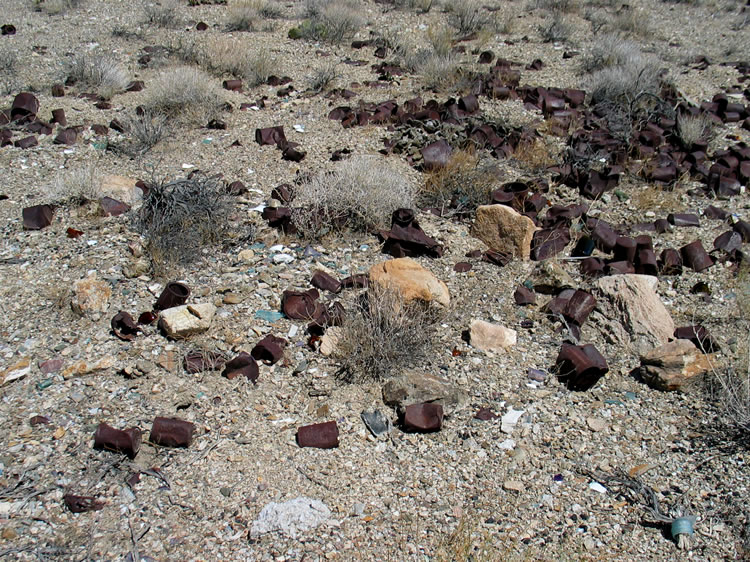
[50,164,102,206]
[676,112,713,149]
[420,149,498,216]
[539,16,572,42]
[143,0,181,28]
[307,63,339,92]
[135,174,232,274]
[291,155,416,239]
[580,35,643,74]
[334,284,437,382]
[298,0,365,43]
[33,0,84,15]
[141,66,224,124]
[119,109,168,154]
[707,263,750,433]
[225,0,260,31]
[66,54,131,99]
[613,7,650,36]
[447,0,490,34]
[0,48,19,95]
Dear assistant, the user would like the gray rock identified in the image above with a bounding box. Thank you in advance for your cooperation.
[250,497,331,539]
[382,371,468,416]
[360,409,391,438]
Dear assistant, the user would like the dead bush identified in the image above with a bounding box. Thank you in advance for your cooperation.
[419,52,466,91]
[176,37,276,87]
[135,174,232,274]
[299,0,364,43]
[586,53,663,107]
[67,54,131,100]
[334,284,437,382]
[141,66,224,124]
[419,149,498,216]
[143,0,181,28]
[291,155,416,239]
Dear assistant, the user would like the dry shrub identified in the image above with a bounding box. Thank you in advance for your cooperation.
[225,0,259,31]
[0,48,19,95]
[533,0,579,12]
[419,52,465,91]
[334,284,437,382]
[299,0,363,44]
[580,35,643,73]
[144,0,181,28]
[676,113,713,149]
[447,0,489,34]
[67,54,131,99]
[141,66,224,124]
[420,149,498,216]
[50,164,102,205]
[291,155,416,239]
[514,136,558,173]
[135,174,232,274]
[307,63,338,92]
[539,16,572,42]
[176,37,275,87]
[707,262,750,433]
[33,0,84,15]
[207,38,274,86]
[613,7,650,36]
[120,109,168,154]
[630,184,683,212]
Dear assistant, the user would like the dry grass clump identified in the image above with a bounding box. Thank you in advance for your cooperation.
[119,109,168,154]
[0,48,19,95]
[676,113,713,149]
[447,0,490,34]
[291,155,416,239]
[67,54,131,100]
[334,285,437,382]
[613,7,650,36]
[387,29,466,91]
[298,0,364,43]
[584,39,664,110]
[33,0,84,15]
[135,174,232,274]
[143,0,181,28]
[141,66,224,124]
[225,0,261,31]
[420,149,498,216]
[307,63,339,92]
[580,35,643,73]
[707,263,750,433]
[174,37,275,87]
[536,0,579,12]
[539,16,572,42]
[514,136,558,173]
[50,164,102,206]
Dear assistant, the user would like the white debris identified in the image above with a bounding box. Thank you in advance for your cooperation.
[250,497,331,538]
